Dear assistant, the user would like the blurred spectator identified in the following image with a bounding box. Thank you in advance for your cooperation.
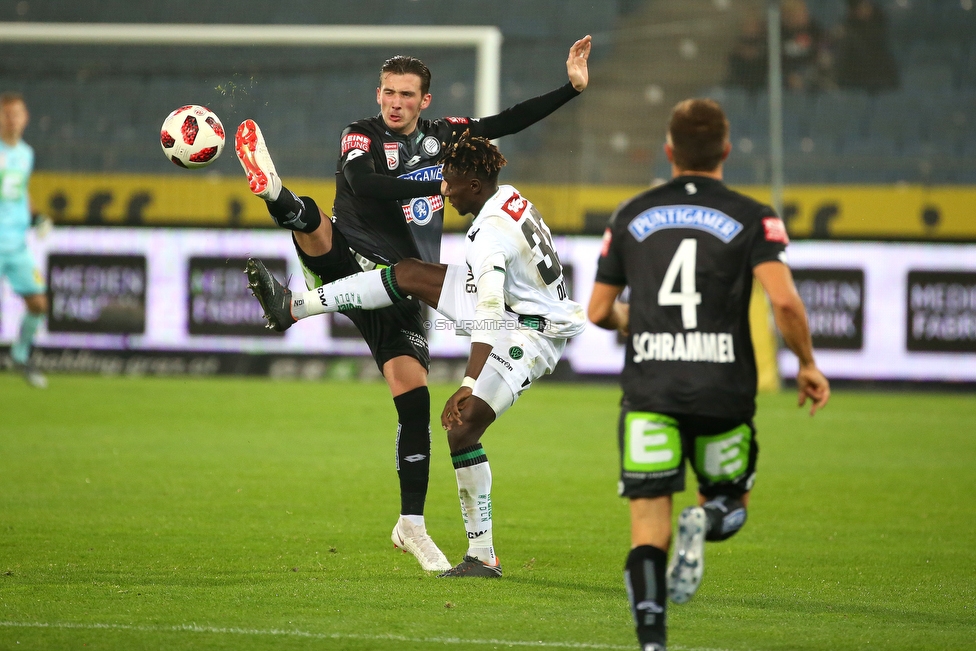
[727,13,768,92]
[833,0,899,93]
[781,0,831,91]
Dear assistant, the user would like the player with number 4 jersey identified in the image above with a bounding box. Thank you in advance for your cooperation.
[588,99,829,651]
[246,133,584,577]
[600,175,789,420]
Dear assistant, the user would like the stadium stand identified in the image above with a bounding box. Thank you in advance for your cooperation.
[1,0,973,185]
[712,0,976,185]
[0,0,619,179]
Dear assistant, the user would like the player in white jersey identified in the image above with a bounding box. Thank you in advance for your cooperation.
[0,93,51,388]
[246,132,585,576]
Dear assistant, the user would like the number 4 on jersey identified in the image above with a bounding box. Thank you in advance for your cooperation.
[658,238,701,329]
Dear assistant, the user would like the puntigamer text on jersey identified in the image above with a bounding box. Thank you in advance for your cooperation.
[632,331,736,363]
[628,205,743,244]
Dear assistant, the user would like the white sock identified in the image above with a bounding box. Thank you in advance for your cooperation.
[290,267,399,319]
[455,460,496,564]
[402,514,425,527]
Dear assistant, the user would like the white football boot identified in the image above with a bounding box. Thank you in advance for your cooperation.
[14,361,48,389]
[235,119,282,201]
[667,505,707,604]
[391,517,452,572]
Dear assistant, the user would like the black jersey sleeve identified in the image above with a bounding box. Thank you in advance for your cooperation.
[342,153,441,200]
[749,205,790,268]
[467,82,580,139]
[594,211,628,286]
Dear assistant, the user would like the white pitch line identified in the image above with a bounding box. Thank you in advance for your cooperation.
[0,620,739,651]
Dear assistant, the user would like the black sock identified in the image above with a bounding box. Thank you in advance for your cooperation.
[267,188,322,233]
[393,386,431,516]
[624,545,668,648]
[703,495,747,541]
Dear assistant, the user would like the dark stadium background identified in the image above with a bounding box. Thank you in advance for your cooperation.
[1,0,974,385]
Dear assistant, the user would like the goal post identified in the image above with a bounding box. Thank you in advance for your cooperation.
[0,22,503,117]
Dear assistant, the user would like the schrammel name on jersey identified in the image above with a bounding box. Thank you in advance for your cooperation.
[632,331,736,363]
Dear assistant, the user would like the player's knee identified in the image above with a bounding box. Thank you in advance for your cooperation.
[394,259,443,296]
[446,426,483,454]
[702,495,747,542]
[393,258,423,290]
[446,414,491,452]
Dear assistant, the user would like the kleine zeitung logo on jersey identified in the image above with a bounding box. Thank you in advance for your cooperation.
[340,133,371,154]
[628,205,743,243]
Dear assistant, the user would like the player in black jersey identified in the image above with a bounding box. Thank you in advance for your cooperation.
[588,99,829,651]
[236,36,591,573]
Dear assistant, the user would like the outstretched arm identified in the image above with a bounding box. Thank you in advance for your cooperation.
[754,261,831,415]
[441,263,506,430]
[343,151,440,200]
[469,35,591,139]
[441,341,491,431]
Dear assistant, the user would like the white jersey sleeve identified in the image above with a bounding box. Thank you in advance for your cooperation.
[464,185,586,340]
[466,214,517,283]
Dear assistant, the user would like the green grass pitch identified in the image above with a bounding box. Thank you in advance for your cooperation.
[1,373,974,651]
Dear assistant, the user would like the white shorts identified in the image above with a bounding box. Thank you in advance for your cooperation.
[437,264,566,418]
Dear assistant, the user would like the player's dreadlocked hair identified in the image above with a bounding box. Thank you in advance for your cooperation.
[442,130,507,183]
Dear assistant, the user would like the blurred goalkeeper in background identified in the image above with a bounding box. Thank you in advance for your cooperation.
[235,37,591,572]
[0,92,51,389]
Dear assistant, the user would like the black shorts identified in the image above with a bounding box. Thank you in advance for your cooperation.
[292,211,429,373]
[617,405,758,500]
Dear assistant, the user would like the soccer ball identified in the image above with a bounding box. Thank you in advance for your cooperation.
[160,105,225,168]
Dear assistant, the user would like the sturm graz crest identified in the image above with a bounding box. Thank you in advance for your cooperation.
[509,346,524,360]
[422,135,441,156]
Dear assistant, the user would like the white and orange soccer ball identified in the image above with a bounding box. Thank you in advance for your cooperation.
[160,105,225,168]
